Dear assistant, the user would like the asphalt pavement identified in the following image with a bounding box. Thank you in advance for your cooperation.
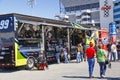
[0,60,120,80]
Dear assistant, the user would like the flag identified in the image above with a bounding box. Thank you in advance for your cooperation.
[71,23,87,30]
[71,23,79,28]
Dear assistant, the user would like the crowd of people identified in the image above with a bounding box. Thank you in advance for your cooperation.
[107,41,120,61]
[84,41,120,78]
[54,40,120,78]
[43,40,120,78]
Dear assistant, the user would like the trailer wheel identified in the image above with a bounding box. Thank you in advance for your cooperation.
[26,58,35,70]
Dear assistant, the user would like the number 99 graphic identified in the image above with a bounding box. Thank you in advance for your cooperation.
[0,20,9,29]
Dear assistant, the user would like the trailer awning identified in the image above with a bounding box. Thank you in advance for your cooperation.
[71,23,86,30]
[17,19,69,28]
[71,23,98,31]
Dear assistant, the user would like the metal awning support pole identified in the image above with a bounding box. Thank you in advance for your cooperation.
[84,30,87,50]
[18,23,25,34]
[67,28,70,52]
[41,25,45,52]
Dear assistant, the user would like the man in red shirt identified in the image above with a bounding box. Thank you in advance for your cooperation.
[85,42,96,78]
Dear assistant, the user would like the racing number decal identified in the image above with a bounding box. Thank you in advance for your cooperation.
[0,20,9,29]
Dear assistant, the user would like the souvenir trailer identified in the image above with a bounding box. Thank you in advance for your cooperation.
[0,13,99,69]
[0,13,76,69]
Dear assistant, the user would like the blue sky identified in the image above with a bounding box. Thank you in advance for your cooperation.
[0,0,59,19]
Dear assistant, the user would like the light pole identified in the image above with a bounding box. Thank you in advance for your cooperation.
[27,0,36,8]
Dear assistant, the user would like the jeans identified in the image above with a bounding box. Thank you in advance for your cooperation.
[64,52,68,63]
[76,52,80,63]
[108,51,111,60]
[81,52,84,61]
[87,58,95,77]
[117,51,120,60]
[110,52,117,61]
[76,52,83,63]
[98,62,106,76]
[56,53,60,64]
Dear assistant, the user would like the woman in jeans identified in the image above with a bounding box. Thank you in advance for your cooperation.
[96,44,108,78]
[76,44,81,63]
[76,43,83,63]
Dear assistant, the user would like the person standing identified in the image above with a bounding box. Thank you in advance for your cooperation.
[80,43,84,62]
[76,43,83,63]
[63,45,69,63]
[117,42,120,61]
[67,52,71,63]
[111,42,117,61]
[107,41,112,60]
[96,44,108,78]
[76,44,81,63]
[85,42,96,78]
[55,43,61,64]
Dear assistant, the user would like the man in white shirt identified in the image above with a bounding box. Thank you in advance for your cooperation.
[111,42,117,61]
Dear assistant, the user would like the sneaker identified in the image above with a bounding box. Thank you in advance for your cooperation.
[108,63,111,68]
[101,75,105,78]
[91,76,94,78]
[89,76,94,78]
[88,76,92,78]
